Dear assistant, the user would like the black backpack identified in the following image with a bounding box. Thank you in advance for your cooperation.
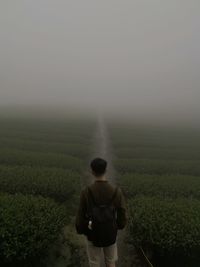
[86,186,118,247]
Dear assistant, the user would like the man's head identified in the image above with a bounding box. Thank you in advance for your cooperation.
[90,157,107,177]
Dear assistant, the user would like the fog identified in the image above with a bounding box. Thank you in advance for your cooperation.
[0,0,200,123]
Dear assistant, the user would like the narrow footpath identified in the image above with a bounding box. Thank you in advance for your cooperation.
[88,114,143,267]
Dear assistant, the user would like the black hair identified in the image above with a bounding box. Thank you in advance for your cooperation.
[90,157,107,177]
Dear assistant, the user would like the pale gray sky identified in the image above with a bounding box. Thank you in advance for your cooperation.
[0,0,200,121]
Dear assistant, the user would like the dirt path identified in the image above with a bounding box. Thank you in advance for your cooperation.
[88,114,146,267]
[88,114,129,267]
[90,114,116,183]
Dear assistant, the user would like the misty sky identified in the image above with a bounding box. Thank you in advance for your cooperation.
[0,0,200,120]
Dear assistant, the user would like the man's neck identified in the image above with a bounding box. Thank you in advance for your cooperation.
[95,175,107,181]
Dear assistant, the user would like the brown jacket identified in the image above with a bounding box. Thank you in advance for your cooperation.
[75,180,127,236]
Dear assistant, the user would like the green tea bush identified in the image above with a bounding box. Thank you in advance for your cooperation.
[114,146,200,161]
[120,173,200,199]
[0,118,95,145]
[128,197,200,256]
[0,139,90,160]
[0,149,83,171]
[115,158,200,176]
[0,193,67,263]
[0,165,80,202]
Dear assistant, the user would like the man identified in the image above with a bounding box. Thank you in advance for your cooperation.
[75,157,127,267]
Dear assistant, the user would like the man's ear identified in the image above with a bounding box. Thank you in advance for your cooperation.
[92,170,96,176]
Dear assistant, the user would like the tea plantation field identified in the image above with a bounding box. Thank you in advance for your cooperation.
[0,115,96,267]
[108,121,200,267]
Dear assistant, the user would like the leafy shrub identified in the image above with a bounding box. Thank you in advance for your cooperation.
[114,146,200,161]
[110,122,200,265]
[128,197,200,256]
[0,117,95,145]
[0,139,90,160]
[0,193,67,263]
[0,149,83,171]
[120,173,200,199]
[0,165,80,202]
[115,158,200,176]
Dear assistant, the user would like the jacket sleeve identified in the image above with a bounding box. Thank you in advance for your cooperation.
[116,187,128,230]
[75,188,88,235]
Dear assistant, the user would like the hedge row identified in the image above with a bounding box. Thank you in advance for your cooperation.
[0,139,90,160]
[128,197,200,256]
[0,149,84,171]
[0,165,80,202]
[115,158,200,176]
[0,193,67,263]
[120,173,200,199]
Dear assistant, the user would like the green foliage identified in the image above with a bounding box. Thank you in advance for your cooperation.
[109,123,200,163]
[0,117,95,144]
[128,197,200,256]
[0,117,96,164]
[110,124,200,176]
[0,115,96,266]
[109,121,200,264]
[115,158,200,175]
[0,139,90,160]
[114,146,200,160]
[120,173,200,199]
[0,149,84,171]
[0,193,67,263]
[0,165,80,202]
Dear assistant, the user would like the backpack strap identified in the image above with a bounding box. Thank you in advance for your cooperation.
[108,186,119,205]
[87,186,98,206]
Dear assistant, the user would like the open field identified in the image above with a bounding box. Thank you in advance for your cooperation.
[108,120,200,267]
[1,113,200,267]
[0,114,96,267]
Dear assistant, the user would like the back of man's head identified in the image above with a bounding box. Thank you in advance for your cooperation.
[90,157,107,177]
